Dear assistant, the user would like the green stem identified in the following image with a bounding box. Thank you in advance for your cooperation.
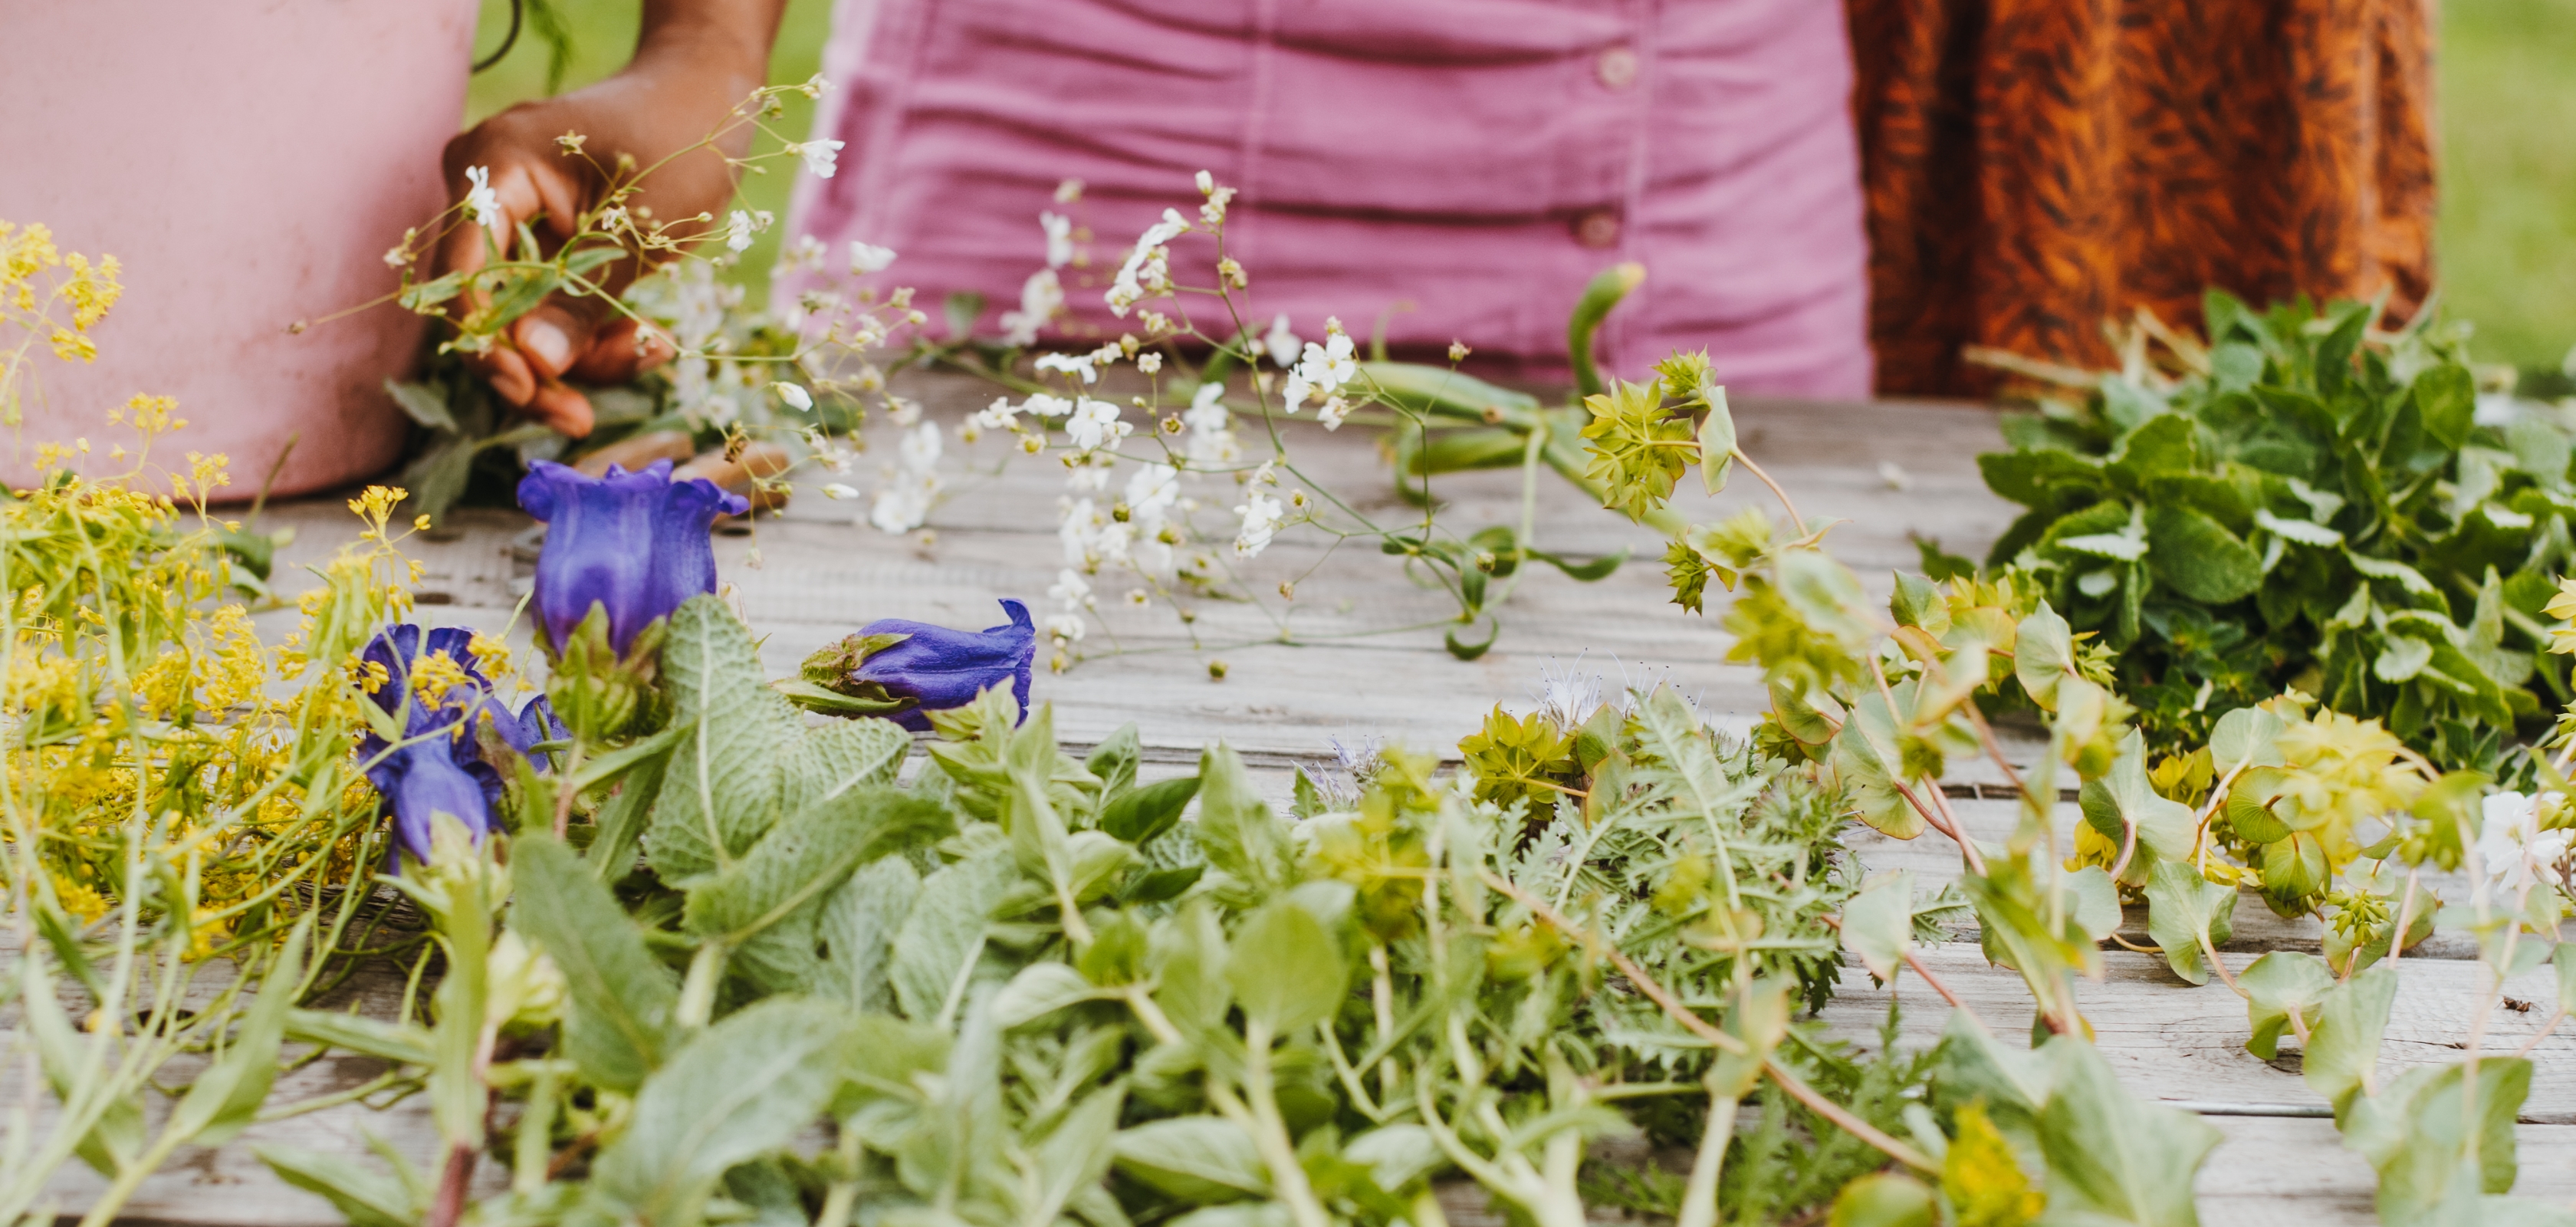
[678,940,728,1029]
[1232,1020,1333,1227]
[1677,1088,1739,1227]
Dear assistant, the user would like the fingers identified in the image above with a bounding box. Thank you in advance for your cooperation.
[512,302,598,383]
[527,381,597,439]
[567,315,677,384]
[478,346,538,406]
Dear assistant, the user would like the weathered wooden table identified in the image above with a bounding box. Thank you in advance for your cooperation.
[32,382,2576,1225]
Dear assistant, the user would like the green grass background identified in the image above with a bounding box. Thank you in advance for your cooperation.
[465,0,2576,377]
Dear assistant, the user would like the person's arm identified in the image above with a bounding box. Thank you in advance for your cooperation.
[436,0,788,435]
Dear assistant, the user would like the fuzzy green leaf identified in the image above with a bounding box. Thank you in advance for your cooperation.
[511,836,679,1093]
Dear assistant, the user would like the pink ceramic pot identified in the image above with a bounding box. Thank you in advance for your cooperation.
[0,0,477,498]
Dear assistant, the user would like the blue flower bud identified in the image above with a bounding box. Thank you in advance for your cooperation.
[805,600,1035,731]
[516,459,749,659]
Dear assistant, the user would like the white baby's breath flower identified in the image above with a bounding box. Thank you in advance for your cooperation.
[1317,396,1350,431]
[1280,373,1312,414]
[1138,353,1163,374]
[1044,612,1088,641]
[1066,399,1125,450]
[1201,186,1236,227]
[772,382,813,410]
[971,396,1020,431]
[1126,463,1180,519]
[1050,567,1093,607]
[899,421,942,471]
[725,210,757,253]
[1023,392,1074,419]
[796,138,846,179]
[998,268,1063,346]
[1195,169,1215,195]
[1034,351,1100,384]
[1041,211,1074,269]
[1233,490,1283,558]
[1054,178,1085,203]
[847,241,896,275]
[1263,315,1301,368]
[1296,326,1357,393]
[870,475,936,534]
[464,165,504,232]
[821,482,859,500]
[1106,209,1190,317]
[886,396,923,426]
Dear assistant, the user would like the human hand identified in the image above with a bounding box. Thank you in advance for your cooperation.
[436,21,774,436]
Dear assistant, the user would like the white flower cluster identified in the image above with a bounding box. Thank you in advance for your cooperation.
[870,419,944,535]
[1234,461,1284,559]
[724,209,774,255]
[463,165,504,234]
[1106,208,1191,318]
[2475,790,2573,906]
[1281,317,1358,429]
[791,137,846,179]
[1000,212,1076,346]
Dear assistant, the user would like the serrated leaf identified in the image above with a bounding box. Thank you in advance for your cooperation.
[2348,551,2439,597]
[812,857,918,1012]
[2254,508,2342,547]
[648,595,801,880]
[582,999,856,1227]
[1089,723,1142,801]
[891,850,1015,1026]
[511,837,679,1093]
[2144,860,2236,985]
[1226,899,1347,1036]
[684,785,955,946]
[2146,505,2262,603]
[783,717,912,804]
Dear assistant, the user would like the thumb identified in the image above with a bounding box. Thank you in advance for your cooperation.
[511,302,599,383]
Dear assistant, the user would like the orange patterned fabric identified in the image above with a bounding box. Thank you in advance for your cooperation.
[1847,0,2437,397]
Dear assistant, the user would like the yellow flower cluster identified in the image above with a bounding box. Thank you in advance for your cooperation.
[2,219,124,424]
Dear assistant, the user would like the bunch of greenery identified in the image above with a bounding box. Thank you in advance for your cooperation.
[1599,344,2576,1225]
[1960,294,2574,773]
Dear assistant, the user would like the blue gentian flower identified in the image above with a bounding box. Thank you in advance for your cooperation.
[359,624,563,868]
[515,459,749,657]
[807,600,1035,731]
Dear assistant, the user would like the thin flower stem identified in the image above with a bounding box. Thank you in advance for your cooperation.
[1730,449,1806,535]
[1480,871,1937,1175]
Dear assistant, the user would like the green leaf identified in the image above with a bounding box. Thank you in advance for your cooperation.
[2144,505,2262,604]
[2344,1059,2531,1224]
[2305,964,2399,1111]
[1828,1173,1936,1227]
[2413,363,2476,449]
[648,595,802,880]
[2239,951,2336,1061]
[2078,731,2199,872]
[2144,860,2236,985]
[1699,384,1737,494]
[2348,551,2440,597]
[1195,742,1291,894]
[2013,601,2076,710]
[683,785,956,946]
[2035,1035,2222,1225]
[812,856,918,1012]
[586,748,667,883]
[510,837,679,1094]
[1103,775,1201,845]
[284,1008,435,1067]
[1225,899,1348,1037]
[1113,1117,1270,1202]
[783,717,912,803]
[993,962,1116,1028]
[582,999,856,1227]
[1088,723,1143,801]
[383,379,459,433]
[1839,870,1916,982]
[889,850,1015,1026]
[169,914,311,1147]
[2207,706,2287,772]
[2253,508,2342,547]
[1704,979,1792,1100]
[254,1137,426,1227]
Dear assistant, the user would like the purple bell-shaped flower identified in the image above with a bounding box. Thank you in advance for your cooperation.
[799,600,1035,731]
[358,624,562,868]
